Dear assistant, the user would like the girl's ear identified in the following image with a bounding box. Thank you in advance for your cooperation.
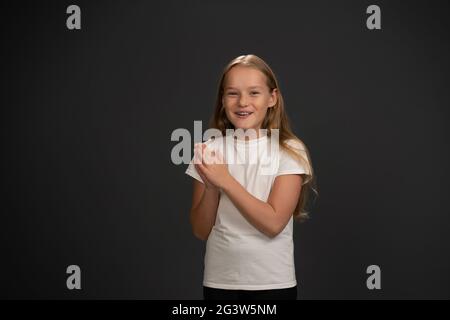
[269,88,278,107]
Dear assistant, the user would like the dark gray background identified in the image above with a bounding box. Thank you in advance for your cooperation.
[1,0,449,299]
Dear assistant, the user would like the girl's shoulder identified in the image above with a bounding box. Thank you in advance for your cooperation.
[279,138,312,175]
[283,138,307,152]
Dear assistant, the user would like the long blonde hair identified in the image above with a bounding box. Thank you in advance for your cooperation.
[209,54,319,221]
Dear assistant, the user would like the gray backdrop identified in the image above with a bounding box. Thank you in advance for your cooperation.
[1,0,449,299]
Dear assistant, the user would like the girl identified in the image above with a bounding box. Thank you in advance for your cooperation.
[185,54,317,300]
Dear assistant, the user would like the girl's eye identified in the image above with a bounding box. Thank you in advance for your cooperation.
[226,91,259,96]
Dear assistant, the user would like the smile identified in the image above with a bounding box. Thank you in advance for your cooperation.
[235,112,253,118]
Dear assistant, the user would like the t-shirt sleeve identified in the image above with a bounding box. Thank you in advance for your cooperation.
[184,138,218,184]
[185,138,223,183]
[185,158,204,184]
[275,140,312,185]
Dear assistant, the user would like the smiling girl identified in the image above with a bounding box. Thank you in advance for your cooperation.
[185,54,317,300]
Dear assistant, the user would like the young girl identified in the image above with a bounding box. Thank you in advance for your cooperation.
[185,54,317,300]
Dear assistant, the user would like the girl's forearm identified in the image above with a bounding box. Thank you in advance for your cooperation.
[190,187,220,240]
[221,176,281,238]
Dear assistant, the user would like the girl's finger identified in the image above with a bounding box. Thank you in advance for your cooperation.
[195,162,206,176]
[201,145,210,166]
[202,144,217,165]
[215,149,225,164]
[195,164,209,184]
[197,168,207,182]
[194,145,204,164]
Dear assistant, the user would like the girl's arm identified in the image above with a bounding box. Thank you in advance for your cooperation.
[195,143,302,239]
[221,174,302,238]
[189,180,220,241]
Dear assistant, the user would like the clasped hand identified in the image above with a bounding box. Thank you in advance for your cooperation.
[194,143,230,190]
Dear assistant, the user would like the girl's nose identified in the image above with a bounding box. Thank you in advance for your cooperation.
[239,95,249,107]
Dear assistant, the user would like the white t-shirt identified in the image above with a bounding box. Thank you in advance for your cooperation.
[185,134,312,290]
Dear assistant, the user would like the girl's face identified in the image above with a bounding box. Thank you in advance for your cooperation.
[222,66,277,133]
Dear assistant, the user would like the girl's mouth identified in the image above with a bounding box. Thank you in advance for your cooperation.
[234,112,253,119]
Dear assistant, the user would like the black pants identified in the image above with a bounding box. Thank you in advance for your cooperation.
[203,285,297,300]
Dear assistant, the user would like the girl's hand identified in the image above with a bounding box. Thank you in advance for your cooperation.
[194,143,231,190]
[193,143,218,190]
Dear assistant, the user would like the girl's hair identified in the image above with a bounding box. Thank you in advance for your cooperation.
[209,54,319,221]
